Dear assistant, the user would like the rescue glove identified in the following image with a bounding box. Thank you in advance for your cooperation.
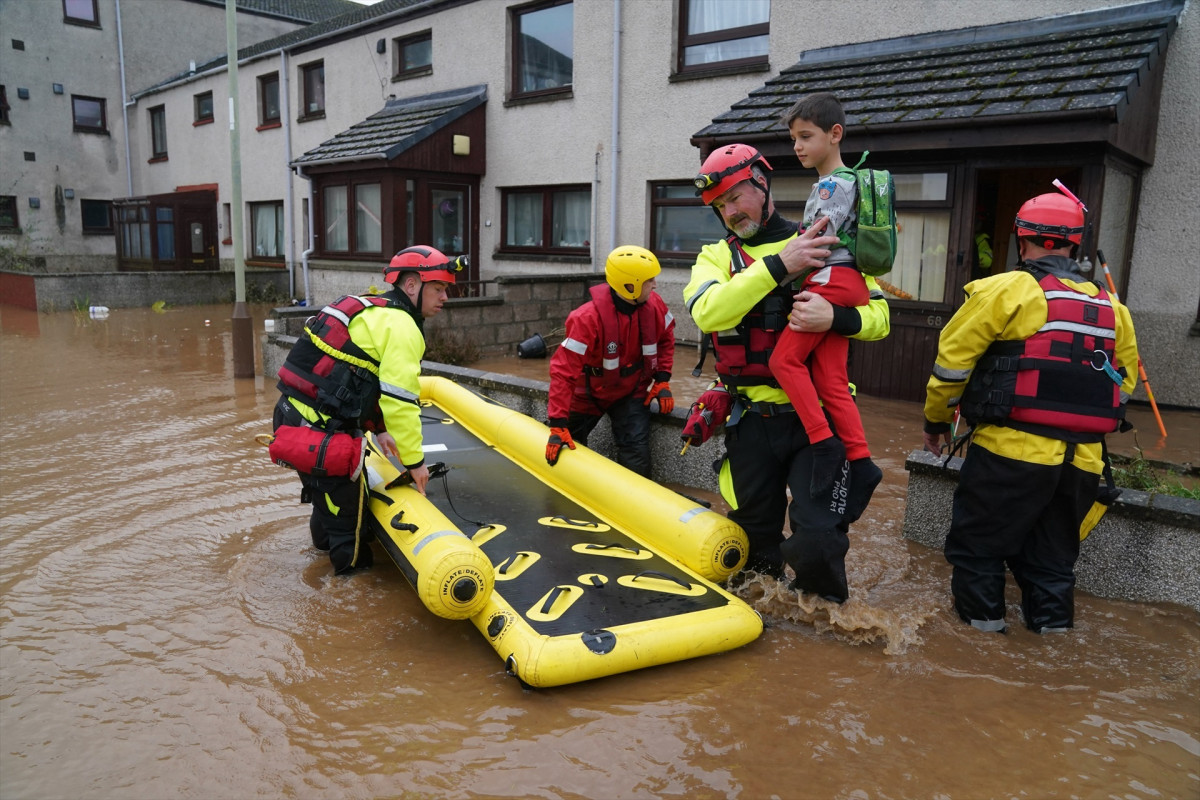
[644,374,674,414]
[680,384,733,448]
[545,426,576,466]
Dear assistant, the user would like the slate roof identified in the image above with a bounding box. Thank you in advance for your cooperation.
[133,0,458,98]
[693,0,1183,142]
[291,85,487,166]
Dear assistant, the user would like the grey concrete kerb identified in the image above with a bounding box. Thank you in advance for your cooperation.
[904,449,1200,612]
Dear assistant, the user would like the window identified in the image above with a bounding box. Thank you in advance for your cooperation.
[71,95,107,133]
[117,204,151,260]
[194,91,213,124]
[0,85,9,125]
[676,0,769,75]
[320,183,381,255]
[322,186,348,251]
[300,61,324,119]
[0,195,19,231]
[501,185,590,253]
[354,184,382,253]
[250,201,285,259]
[63,0,99,26]
[649,182,727,256]
[155,206,175,260]
[888,172,952,303]
[257,72,279,126]
[511,1,573,100]
[393,31,432,79]
[81,199,112,233]
[148,105,167,159]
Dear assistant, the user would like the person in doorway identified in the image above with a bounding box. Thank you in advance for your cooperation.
[273,246,461,574]
[771,92,880,502]
[922,191,1138,633]
[545,245,676,478]
[684,143,891,601]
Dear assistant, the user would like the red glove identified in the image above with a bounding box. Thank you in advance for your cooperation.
[644,381,674,414]
[680,385,733,447]
[545,426,575,466]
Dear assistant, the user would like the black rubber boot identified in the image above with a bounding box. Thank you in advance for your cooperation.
[808,436,847,499]
[845,458,884,524]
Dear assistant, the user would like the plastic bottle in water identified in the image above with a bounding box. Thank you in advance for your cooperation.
[89,306,110,319]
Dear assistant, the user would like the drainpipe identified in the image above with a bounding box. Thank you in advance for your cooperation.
[280,50,296,298]
[115,0,133,196]
[295,165,314,306]
[608,0,621,257]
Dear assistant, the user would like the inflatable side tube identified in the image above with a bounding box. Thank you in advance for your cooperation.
[420,376,747,583]
[362,438,494,620]
[471,580,762,688]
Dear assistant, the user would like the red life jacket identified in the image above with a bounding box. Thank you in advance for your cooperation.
[277,294,407,429]
[581,284,664,393]
[961,267,1124,442]
[707,236,794,389]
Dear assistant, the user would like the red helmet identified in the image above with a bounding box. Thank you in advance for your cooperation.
[383,246,466,285]
[1013,193,1085,249]
[694,144,772,205]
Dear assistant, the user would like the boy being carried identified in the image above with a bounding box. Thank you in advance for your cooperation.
[770,92,882,503]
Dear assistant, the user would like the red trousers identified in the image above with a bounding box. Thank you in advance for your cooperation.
[768,265,871,460]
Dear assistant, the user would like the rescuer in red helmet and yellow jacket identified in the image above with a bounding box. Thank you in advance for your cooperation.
[273,246,463,574]
[545,245,676,478]
[684,143,892,599]
[923,190,1138,634]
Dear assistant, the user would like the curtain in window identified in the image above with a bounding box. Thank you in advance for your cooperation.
[323,187,348,251]
[506,194,541,246]
[551,191,590,248]
[253,203,283,257]
[684,0,769,65]
[892,211,950,302]
[355,185,382,252]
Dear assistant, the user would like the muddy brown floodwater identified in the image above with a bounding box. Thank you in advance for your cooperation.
[2,304,1198,800]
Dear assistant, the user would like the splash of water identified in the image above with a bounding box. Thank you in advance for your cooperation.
[732,572,938,655]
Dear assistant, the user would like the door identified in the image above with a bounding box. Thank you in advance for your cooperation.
[180,213,217,271]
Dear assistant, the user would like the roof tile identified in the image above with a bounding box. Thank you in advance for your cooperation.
[695,1,1180,140]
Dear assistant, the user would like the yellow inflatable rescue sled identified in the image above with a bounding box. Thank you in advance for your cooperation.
[365,376,762,688]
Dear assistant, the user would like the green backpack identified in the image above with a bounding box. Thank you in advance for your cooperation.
[834,152,897,276]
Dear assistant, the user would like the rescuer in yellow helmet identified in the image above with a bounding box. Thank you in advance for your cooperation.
[545,245,676,477]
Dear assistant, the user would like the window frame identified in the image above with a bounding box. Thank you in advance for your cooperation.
[393,30,432,80]
[499,184,591,256]
[647,180,728,260]
[193,91,214,125]
[148,104,167,160]
[509,0,574,102]
[248,200,286,262]
[299,61,325,121]
[0,195,19,232]
[0,85,10,125]
[257,72,280,128]
[674,0,770,78]
[886,169,955,306]
[71,94,107,133]
[80,199,113,234]
[317,180,384,257]
[63,0,100,27]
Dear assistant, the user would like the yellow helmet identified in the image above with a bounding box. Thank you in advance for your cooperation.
[605,245,660,302]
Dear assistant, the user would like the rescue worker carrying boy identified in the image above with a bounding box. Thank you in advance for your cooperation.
[272,246,460,574]
[683,143,891,597]
[923,190,1138,633]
